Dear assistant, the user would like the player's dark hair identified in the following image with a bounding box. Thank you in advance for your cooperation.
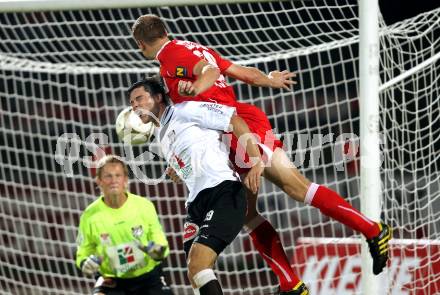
[132,14,168,44]
[128,76,169,105]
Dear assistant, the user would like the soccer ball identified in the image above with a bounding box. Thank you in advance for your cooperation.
[115,107,155,145]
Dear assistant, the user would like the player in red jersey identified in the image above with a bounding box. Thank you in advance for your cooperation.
[132,14,392,294]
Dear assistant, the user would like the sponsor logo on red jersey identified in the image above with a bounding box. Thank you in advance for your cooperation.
[176,66,187,77]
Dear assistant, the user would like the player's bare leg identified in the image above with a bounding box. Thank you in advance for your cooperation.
[187,242,222,295]
[260,148,310,202]
[243,189,259,225]
[263,147,391,275]
[243,189,304,292]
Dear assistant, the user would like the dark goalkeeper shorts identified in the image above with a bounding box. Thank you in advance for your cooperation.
[183,180,247,257]
[91,265,173,295]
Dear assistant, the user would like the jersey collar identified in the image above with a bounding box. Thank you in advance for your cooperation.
[160,105,174,126]
[155,40,172,61]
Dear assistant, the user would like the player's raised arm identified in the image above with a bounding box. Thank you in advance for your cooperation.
[229,114,264,194]
[224,63,296,90]
[178,60,220,97]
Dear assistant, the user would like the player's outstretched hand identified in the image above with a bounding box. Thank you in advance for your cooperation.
[166,167,182,183]
[178,80,197,96]
[81,255,101,276]
[243,160,264,194]
[268,70,297,90]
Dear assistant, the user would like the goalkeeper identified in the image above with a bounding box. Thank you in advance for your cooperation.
[75,155,173,295]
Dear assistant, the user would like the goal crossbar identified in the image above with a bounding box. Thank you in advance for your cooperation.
[0,0,277,13]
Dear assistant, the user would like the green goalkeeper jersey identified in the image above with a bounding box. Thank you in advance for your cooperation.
[75,192,169,278]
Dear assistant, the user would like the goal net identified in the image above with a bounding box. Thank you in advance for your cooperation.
[0,0,439,294]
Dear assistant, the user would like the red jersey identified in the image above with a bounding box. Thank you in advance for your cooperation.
[156,40,237,107]
[156,39,283,174]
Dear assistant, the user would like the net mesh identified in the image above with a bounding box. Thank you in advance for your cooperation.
[0,1,439,294]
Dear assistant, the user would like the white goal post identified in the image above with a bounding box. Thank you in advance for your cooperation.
[0,1,439,295]
[359,0,381,294]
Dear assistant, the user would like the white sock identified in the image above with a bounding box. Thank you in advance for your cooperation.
[304,182,319,205]
[193,269,217,289]
[193,288,200,295]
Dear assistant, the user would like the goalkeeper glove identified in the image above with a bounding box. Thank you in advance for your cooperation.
[81,255,101,276]
[135,241,166,261]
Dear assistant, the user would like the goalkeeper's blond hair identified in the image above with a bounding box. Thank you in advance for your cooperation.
[95,155,128,180]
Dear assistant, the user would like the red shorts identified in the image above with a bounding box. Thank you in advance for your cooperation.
[228,102,283,174]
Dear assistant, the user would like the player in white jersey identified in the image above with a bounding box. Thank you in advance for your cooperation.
[155,101,238,205]
[127,78,264,295]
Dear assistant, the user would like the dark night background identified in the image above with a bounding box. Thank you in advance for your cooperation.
[380,0,439,24]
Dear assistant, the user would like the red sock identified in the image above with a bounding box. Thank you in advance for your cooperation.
[246,216,301,291]
[305,183,380,239]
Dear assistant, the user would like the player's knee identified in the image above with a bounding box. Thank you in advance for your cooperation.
[244,188,258,221]
[187,271,196,288]
[187,258,206,280]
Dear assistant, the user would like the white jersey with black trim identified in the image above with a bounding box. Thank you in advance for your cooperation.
[156,101,239,206]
